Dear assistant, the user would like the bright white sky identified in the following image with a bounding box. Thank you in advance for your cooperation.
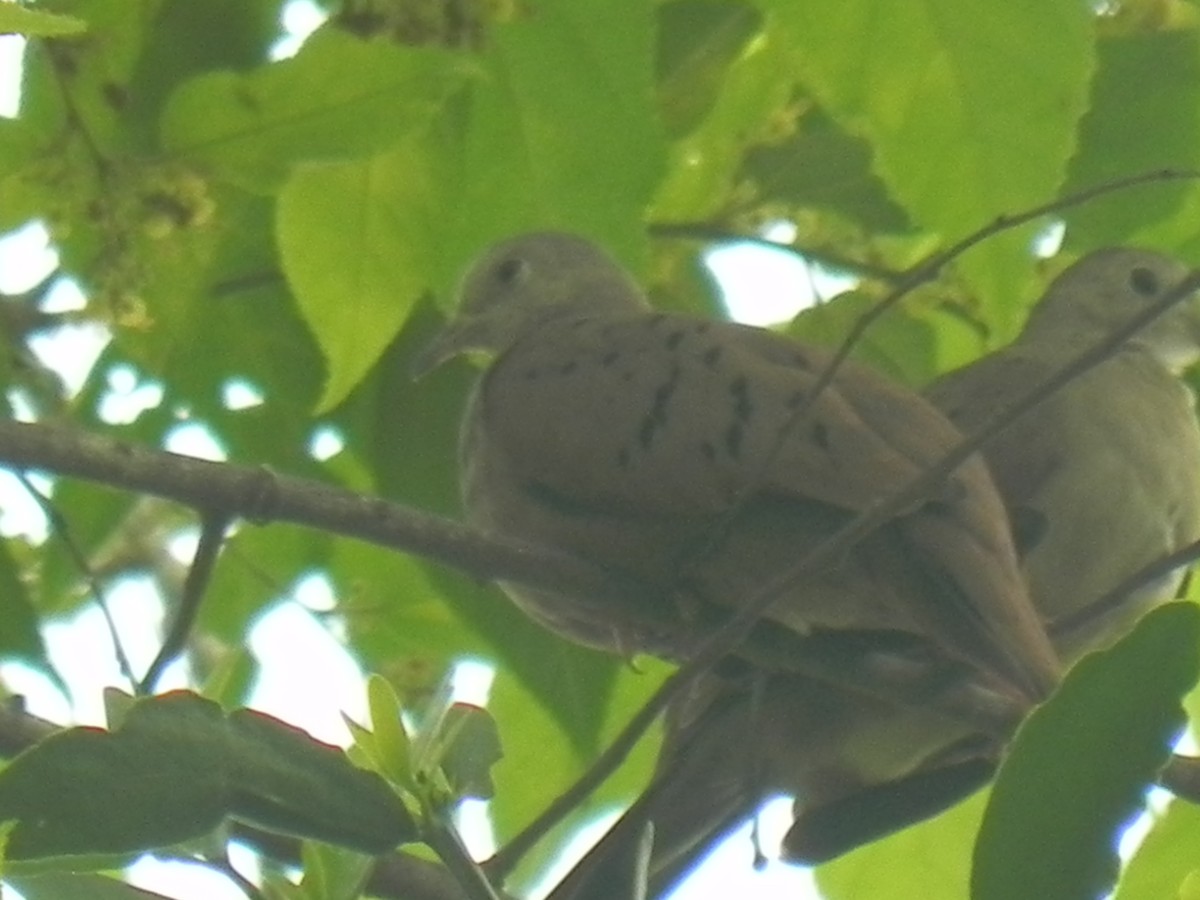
[0,7,864,899]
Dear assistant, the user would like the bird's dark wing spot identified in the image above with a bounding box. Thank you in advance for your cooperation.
[810,422,829,450]
[729,375,753,421]
[638,364,681,449]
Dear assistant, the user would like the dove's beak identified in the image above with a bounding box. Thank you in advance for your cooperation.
[410,318,484,380]
[410,325,458,380]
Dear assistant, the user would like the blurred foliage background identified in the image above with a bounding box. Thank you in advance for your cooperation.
[4,0,1200,897]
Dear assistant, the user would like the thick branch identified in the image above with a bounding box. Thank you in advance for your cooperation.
[0,419,1019,730]
[0,419,634,614]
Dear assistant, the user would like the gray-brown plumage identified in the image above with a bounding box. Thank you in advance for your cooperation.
[549,247,1200,900]
[557,246,1200,897]
[419,231,1059,703]
[416,232,1090,899]
[927,247,1200,661]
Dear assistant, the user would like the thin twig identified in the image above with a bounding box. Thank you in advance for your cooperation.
[485,667,677,878]
[423,814,505,900]
[1051,538,1200,643]
[804,169,1200,425]
[14,471,138,690]
[648,222,902,282]
[138,512,231,694]
[653,170,1200,303]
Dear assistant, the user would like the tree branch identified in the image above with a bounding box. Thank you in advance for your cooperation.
[0,419,1025,730]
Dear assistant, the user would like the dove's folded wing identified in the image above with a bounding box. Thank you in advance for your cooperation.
[475,313,950,517]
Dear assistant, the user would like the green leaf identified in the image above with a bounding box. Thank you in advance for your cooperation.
[651,10,793,221]
[161,29,472,191]
[0,539,53,676]
[199,526,331,649]
[0,691,415,868]
[0,119,54,232]
[8,872,174,900]
[439,703,501,801]
[119,191,327,471]
[20,0,158,155]
[1115,798,1200,899]
[817,791,985,900]
[125,0,289,141]
[365,674,415,790]
[0,5,86,38]
[787,288,941,386]
[328,539,490,665]
[756,0,1094,311]
[229,703,414,848]
[277,133,451,411]
[490,658,668,891]
[656,0,762,137]
[742,109,911,233]
[1063,27,1200,249]
[296,841,377,900]
[450,0,666,267]
[972,603,1200,900]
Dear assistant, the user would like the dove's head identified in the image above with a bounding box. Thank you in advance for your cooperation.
[1021,248,1200,372]
[412,231,648,376]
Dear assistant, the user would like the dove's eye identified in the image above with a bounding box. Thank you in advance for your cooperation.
[1129,266,1160,296]
[495,256,530,288]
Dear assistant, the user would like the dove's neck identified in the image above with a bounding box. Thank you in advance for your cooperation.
[563,275,651,314]
[1018,321,1200,375]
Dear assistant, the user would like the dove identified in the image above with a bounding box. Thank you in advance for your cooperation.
[927,247,1200,661]
[417,230,1060,703]
[556,246,1200,898]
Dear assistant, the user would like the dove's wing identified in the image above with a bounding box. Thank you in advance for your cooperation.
[476,313,956,518]
[468,305,1058,699]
